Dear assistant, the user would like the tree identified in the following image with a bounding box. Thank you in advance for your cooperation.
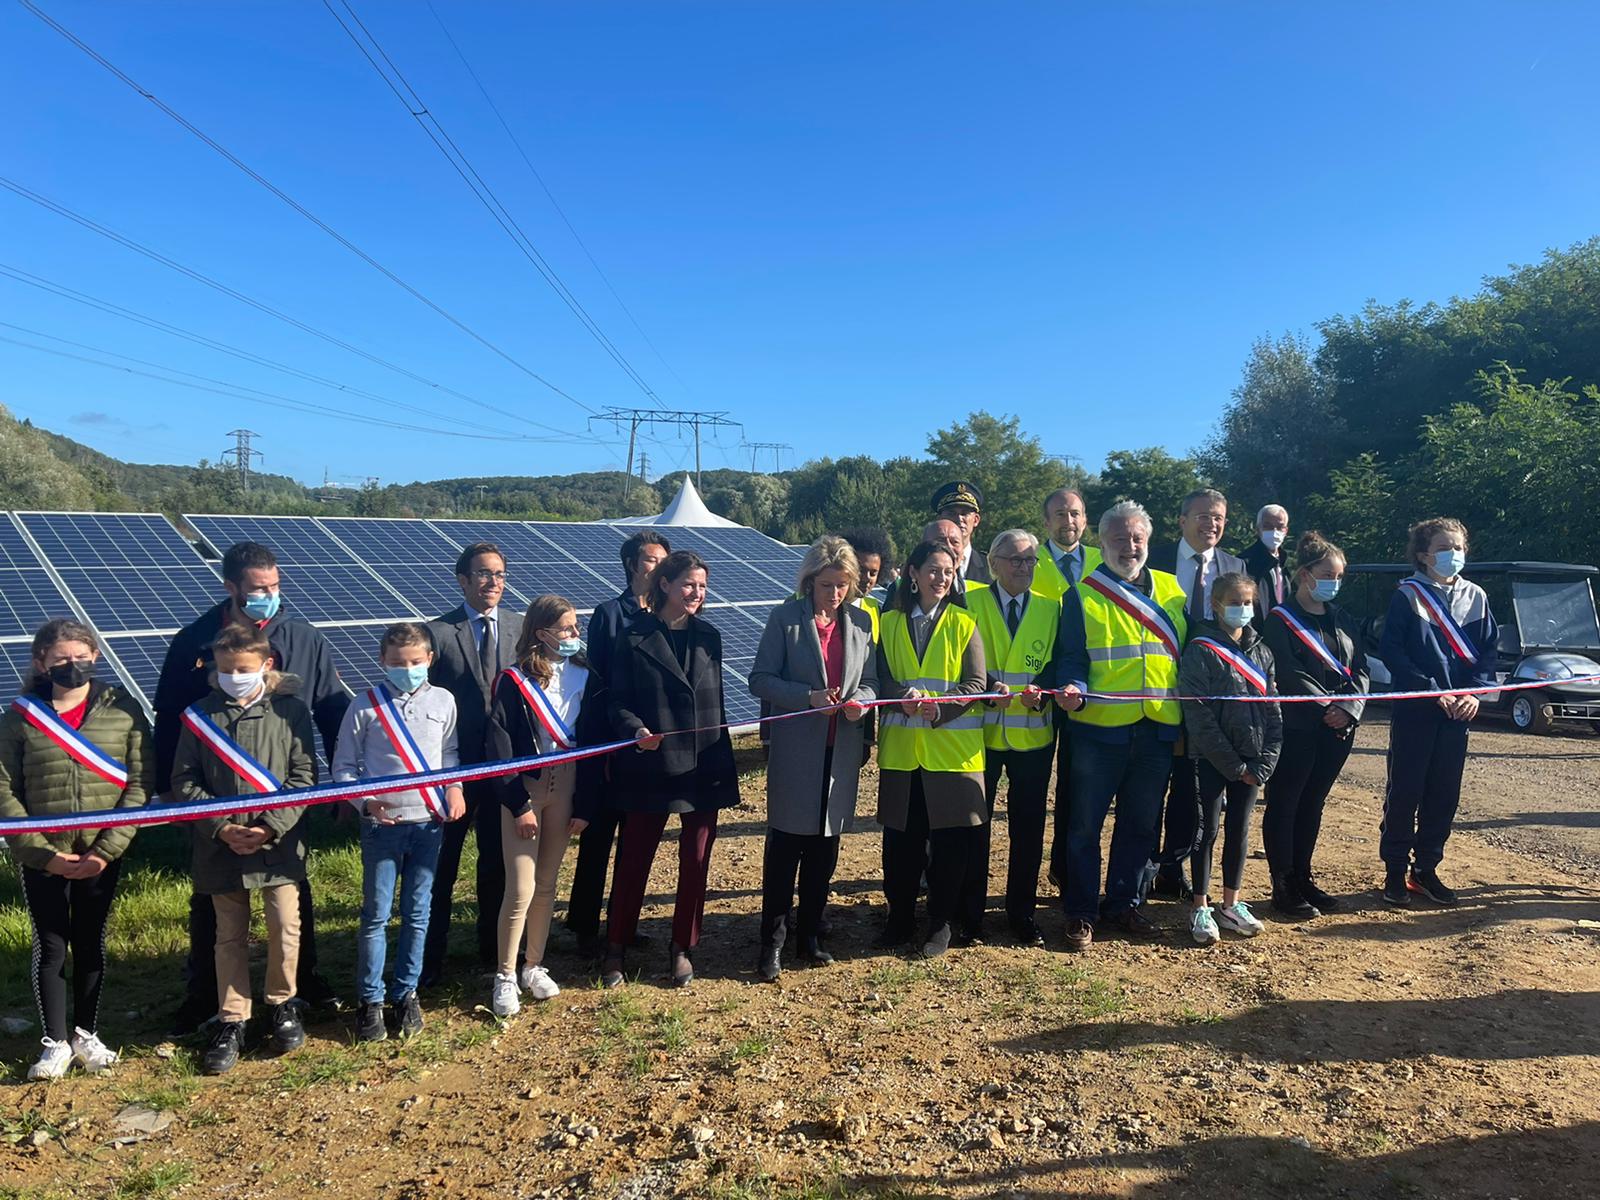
[0,406,104,510]
[1084,447,1208,546]
[1303,452,1402,565]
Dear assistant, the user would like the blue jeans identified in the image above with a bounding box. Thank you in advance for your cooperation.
[358,819,444,1005]
[1062,722,1173,922]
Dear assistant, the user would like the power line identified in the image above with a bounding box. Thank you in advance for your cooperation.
[590,407,742,494]
[322,0,668,410]
[743,441,792,473]
[21,0,602,418]
[423,0,691,399]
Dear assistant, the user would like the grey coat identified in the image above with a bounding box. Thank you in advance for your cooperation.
[748,598,879,837]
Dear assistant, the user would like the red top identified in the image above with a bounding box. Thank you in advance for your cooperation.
[817,615,845,746]
[58,699,88,730]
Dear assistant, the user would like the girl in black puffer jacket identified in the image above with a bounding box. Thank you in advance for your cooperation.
[1177,573,1282,946]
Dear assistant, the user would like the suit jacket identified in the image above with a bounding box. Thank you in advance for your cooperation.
[606,611,738,812]
[428,603,525,764]
[1149,541,1247,619]
[584,590,641,686]
[962,549,993,587]
[748,597,879,837]
[1240,540,1290,625]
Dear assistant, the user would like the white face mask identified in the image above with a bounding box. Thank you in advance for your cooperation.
[218,669,265,700]
[1260,529,1286,551]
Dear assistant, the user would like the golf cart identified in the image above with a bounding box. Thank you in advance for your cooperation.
[1344,561,1600,735]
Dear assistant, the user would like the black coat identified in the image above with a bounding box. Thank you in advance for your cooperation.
[1240,540,1290,625]
[583,590,641,686]
[427,604,525,764]
[606,611,738,813]
[152,600,349,794]
[485,664,609,822]
[1260,597,1370,731]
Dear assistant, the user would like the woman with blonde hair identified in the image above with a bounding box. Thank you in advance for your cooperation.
[748,535,878,980]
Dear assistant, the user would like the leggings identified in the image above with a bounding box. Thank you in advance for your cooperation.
[21,860,123,1042]
[1263,723,1353,879]
[1190,760,1259,899]
[497,764,575,974]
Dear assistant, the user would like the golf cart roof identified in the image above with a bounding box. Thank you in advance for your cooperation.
[1346,562,1599,577]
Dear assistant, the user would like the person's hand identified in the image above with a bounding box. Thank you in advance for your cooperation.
[808,688,840,711]
[841,699,867,722]
[1436,693,1457,715]
[988,682,1011,708]
[222,824,270,855]
[44,852,80,877]
[74,853,109,879]
[1020,685,1044,711]
[1455,693,1480,722]
[900,689,923,718]
[1323,706,1352,731]
[1055,684,1085,713]
[1240,769,1262,787]
[635,727,663,752]
[515,810,539,840]
[917,697,941,722]
[445,788,466,822]
[366,798,401,825]
[569,817,589,836]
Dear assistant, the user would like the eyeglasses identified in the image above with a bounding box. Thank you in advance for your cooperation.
[999,556,1038,569]
[469,571,508,583]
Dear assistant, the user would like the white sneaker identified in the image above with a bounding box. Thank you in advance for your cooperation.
[27,1037,73,1081]
[70,1027,118,1073]
[490,972,521,1017]
[1189,906,1220,946]
[519,964,560,1001]
[1216,900,1265,937]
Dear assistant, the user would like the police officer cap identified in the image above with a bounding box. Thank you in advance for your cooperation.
[932,480,983,514]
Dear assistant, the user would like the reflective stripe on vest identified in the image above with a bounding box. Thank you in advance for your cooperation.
[878,606,986,773]
[968,587,1060,751]
[1072,568,1189,728]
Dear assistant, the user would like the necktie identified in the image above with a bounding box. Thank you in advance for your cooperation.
[478,612,496,677]
[1006,597,1021,637]
[1188,553,1209,621]
[1059,552,1076,586]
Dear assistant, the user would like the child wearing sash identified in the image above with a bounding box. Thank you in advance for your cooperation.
[1177,573,1282,945]
[484,595,601,1016]
[1377,517,1497,908]
[333,623,465,1042]
[0,619,152,1081]
[172,623,317,1076]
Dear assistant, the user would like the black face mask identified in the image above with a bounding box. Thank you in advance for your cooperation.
[47,660,94,689]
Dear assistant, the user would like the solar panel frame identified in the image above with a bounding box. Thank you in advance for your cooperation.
[0,519,79,638]
[313,517,472,618]
[98,632,173,711]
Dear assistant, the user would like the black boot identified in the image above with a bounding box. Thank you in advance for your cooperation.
[1271,874,1318,918]
[1295,873,1341,913]
[798,937,834,966]
[757,945,781,983]
[1381,868,1410,907]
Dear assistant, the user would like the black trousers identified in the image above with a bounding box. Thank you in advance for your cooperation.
[1156,747,1202,878]
[565,806,623,940]
[1381,700,1469,872]
[1191,760,1258,898]
[21,861,122,1042]
[423,778,505,979]
[1264,723,1354,880]
[183,875,322,1009]
[974,746,1053,930]
[881,773,985,937]
[1047,725,1072,885]
[760,830,840,947]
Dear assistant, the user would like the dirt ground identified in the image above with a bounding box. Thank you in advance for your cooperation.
[5,712,1600,1199]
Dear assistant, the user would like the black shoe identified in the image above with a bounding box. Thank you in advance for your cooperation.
[1408,868,1459,907]
[1150,871,1194,902]
[1296,874,1341,913]
[1271,874,1318,918]
[600,949,626,990]
[395,992,423,1038]
[269,1001,305,1054]
[1102,907,1162,939]
[417,966,441,990]
[1381,869,1410,907]
[798,937,834,966]
[757,945,781,983]
[354,1003,387,1044]
[921,924,952,958]
[1010,920,1046,948]
[296,972,344,1013]
[669,943,694,988]
[201,1022,245,1075]
[169,993,216,1037]
[952,928,983,949]
[874,924,913,949]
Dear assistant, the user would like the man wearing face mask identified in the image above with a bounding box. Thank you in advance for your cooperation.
[154,541,351,1033]
[1240,505,1291,626]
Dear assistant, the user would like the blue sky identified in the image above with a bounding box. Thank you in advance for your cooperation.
[4,2,1597,490]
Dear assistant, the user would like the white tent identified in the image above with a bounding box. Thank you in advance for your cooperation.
[609,475,742,528]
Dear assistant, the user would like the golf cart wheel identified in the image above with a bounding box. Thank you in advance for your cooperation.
[1510,691,1554,735]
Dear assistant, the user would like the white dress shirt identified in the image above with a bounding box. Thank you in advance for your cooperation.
[1047,540,1084,585]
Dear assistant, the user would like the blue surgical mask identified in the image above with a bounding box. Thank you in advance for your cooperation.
[1311,578,1342,602]
[1432,549,1466,578]
[553,637,584,659]
[1220,604,1254,629]
[241,590,281,621]
[385,664,429,693]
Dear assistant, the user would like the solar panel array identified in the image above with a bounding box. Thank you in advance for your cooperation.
[1,510,802,731]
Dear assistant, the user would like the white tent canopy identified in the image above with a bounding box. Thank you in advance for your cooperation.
[609,475,742,528]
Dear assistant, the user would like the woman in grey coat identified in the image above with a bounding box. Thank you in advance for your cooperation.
[748,535,878,980]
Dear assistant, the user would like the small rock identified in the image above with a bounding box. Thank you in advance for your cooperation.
[114,1105,175,1136]
[1,1016,33,1035]
[758,1100,785,1120]
[690,1125,715,1145]
[1290,1135,1312,1149]
[521,1087,541,1100]
[154,1043,178,1060]
[26,1129,52,1148]
[984,1127,1005,1150]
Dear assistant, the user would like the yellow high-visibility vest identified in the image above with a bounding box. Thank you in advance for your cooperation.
[878,605,985,773]
[968,587,1059,751]
[1072,568,1188,728]
[1033,543,1104,602]
[856,595,881,644]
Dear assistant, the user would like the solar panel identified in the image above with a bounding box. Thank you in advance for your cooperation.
[186,515,421,623]
[427,520,616,610]
[704,602,778,725]
[0,642,39,705]
[100,632,172,709]
[0,518,77,638]
[634,526,795,602]
[16,512,220,634]
[314,518,469,618]
[314,623,394,697]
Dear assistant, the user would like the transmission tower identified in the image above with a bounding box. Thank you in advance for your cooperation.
[590,407,743,504]
[744,441,792,473]
[222,429,262,494]
[637,452,650,485]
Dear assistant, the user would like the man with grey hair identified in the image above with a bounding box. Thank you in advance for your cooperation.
[1051,500,1189,952]
[1240,504,1290,624]
[961,528,1059,945]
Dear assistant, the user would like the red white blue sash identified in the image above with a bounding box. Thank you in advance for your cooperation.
[1399,578,1479,665]
[502,667,577,750]
[1192,637,1270,695]
[1272,606,1353,682]
[367,685,447,820]
[1082,567,1183,660]
[11,695,129,789]
[182,705,282,794]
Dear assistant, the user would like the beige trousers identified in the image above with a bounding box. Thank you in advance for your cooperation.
[497,762,575,974]
[214,883,300,1023]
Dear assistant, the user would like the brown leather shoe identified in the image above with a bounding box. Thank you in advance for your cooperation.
[1102,907,1162,938]
[1063,918,1094,953]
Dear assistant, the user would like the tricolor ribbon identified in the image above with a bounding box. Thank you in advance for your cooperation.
[1399,578,1479,665]
[11,695,130,789]
[1081,567,1183,660]
[501,667,577,750]
[1190,637,1270,695]
[367,685,448,820]
[1273,605,1354,682]
[180,705,283,794]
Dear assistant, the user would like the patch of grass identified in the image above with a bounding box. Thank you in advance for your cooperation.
[1176,1005,1223,1026]
[724,1034,774,1069]
[278,1042,375,1091]
[590,992,692,1078]
[186,1106,227,1128]
[110,1159,194,1200]
[654,1006,689,1053]
[116,1047,201,1112]
[0,1186,72,1200]
[0,1108,63,1144]
[706,1169,931,1200]
[864,959,935,998]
